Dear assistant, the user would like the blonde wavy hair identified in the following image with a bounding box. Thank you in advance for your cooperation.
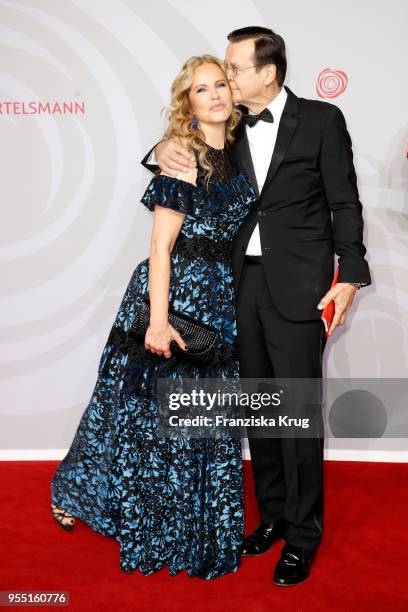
[162,55,242,185]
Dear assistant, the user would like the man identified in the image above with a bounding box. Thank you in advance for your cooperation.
[141,26,371,586]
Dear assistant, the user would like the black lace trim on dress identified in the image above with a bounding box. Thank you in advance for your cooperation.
[172,233,232,262]
[196,144,240,187]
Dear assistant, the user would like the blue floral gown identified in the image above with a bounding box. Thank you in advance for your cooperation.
[50,144,257,579]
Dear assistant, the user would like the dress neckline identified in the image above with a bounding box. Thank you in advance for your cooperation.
[206,143,225,152]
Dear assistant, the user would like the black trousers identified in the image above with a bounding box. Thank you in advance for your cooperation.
[236,256,327,552]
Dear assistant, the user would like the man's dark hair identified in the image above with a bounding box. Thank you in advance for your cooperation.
[227,26,287,87]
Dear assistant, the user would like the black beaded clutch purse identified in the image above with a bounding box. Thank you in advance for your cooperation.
[128,298,219,364]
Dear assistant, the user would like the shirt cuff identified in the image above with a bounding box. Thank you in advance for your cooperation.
[148,149,157,165]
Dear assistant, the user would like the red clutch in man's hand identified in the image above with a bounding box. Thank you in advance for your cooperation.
[321,267,339,337]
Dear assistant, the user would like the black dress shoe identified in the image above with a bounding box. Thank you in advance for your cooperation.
[273,543,315,586]
[240,520,287,556]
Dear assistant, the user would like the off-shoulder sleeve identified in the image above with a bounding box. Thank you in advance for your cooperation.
[140,175,195,214]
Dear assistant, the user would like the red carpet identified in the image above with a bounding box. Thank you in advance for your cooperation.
[0,460,407,611]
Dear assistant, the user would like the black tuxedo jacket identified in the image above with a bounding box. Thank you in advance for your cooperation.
[141,85,371,321]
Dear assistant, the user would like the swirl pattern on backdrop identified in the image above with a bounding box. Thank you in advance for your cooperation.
[316,68,348,98]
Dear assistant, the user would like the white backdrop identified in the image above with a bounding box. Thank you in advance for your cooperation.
[1,0,407,460]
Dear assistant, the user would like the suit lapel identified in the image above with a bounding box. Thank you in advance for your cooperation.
[234,119,259,197]
[259,86,299,203]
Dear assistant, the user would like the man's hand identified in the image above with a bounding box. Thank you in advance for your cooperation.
[155,138,196,177]
[317,283,358,336]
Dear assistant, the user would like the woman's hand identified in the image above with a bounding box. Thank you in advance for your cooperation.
[144,323,188,358]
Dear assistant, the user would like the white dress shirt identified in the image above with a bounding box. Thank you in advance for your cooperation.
[245,87,288,255]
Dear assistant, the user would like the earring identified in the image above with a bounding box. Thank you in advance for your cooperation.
[191,115,200,131]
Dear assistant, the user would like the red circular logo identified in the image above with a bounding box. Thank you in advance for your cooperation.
[316,68,348,98]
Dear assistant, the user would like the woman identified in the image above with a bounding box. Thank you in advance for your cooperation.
[50,55,258,579]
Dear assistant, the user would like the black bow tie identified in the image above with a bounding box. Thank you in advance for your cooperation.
[243,108,274,128]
